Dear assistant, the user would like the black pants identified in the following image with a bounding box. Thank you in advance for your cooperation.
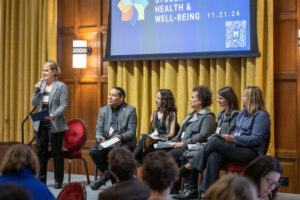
[190,136,258,191]
[36,123,64,183]
[89,142,134,178]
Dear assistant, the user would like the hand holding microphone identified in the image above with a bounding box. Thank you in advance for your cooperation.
[34,78,44,94]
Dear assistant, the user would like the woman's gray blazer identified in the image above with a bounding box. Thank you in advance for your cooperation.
[31,80,68,133]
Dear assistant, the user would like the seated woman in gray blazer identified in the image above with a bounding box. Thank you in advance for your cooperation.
[32,61,68,189]
[174,86,239,199]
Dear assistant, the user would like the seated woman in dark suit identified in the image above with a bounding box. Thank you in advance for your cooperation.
[174,86,240,199]
[179,86,271,198]
[134,89,177,163]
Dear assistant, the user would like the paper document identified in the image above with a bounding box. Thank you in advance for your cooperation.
[99,137,121,149]
[153,141,174,149]
[187,143,203,151]
[30,110,49,121]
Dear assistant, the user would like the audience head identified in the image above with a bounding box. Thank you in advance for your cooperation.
[142,150,178,193]
[205,174,257,200]
[156,89,177,118]
[217,86,239,112]
[0,184,32,200]
[0,144,39,177]
[242,86,265,115]
[191,85,212,110]
[108,147,137,182]
[244,156,282,200]
[109,87,125,108]
[43,60,61,80]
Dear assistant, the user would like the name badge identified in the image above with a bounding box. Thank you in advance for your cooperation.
[216,127,221,134]
[181,131,185,139]
[108,127,114,137]
[234,132,240,137]
[42,95,49,103]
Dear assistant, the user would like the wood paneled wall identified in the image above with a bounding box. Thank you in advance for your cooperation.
[274,0,300,193]
[57,0,109,175]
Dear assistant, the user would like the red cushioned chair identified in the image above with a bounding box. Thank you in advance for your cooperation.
[222,131,271,174]
[57,182,86,200]
[63,119,90,184]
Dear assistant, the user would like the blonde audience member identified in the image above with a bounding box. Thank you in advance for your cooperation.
[0,144,55,200]
[205,174,257,200]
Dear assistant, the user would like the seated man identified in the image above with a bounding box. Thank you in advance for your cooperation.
[90,87,137,190]
[98,147,150,200]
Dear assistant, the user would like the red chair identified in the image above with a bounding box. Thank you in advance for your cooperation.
[222,131,271,174]
[57,182,86,200]
[63,119,90,184]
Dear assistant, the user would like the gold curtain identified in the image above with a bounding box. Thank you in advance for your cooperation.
[0,0,57,142]
[108,0,274,155]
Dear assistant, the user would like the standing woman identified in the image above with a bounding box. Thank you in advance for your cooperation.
[32,60,68,189]
[134,89,177,162]
[180,86,271,194]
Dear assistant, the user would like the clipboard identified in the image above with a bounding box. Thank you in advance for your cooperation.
[30,110,49,121]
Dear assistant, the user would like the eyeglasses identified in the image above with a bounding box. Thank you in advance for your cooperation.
[264,177,281,188]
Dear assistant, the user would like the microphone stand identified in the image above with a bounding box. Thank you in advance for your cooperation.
[22,106,38,144]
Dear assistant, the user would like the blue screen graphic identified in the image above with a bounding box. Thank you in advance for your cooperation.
[106,0,259,61]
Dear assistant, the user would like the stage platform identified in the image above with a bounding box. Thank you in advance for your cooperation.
[47,172,300,200]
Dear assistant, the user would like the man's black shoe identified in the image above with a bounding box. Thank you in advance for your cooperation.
[54,182,62,189]
[90,176,107,190]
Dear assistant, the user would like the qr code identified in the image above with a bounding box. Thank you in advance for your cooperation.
[225,20,247,48]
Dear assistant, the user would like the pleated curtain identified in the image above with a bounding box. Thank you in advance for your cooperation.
[0,0,57,142]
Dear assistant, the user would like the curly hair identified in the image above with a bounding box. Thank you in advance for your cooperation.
[206,174,257,200]
[193,85,212,107]
[158,89,177,120]
[142,150,178,192]
[0,144,39,177]
[108,147,137,181]
[243,156,282,200]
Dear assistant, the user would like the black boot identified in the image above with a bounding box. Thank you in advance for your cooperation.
[90,170,110,190]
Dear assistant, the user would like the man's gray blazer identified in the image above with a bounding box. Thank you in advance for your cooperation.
[31,80,68,133]
[95,103,137,147]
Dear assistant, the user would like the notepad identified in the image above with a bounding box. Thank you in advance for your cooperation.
[153,141,174,149]
[30,110,49,121]
[99,137,121,149]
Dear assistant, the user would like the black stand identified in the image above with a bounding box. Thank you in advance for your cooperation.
[21,106,38,144]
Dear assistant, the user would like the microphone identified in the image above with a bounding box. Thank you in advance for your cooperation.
[34,78,44,94]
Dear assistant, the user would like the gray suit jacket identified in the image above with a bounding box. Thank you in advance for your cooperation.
[95,103,137,147]
[31,80,68,133]
[172,108,216,146]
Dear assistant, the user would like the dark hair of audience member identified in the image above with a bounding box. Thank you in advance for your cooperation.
[193,85,212,108]
[0,184,32,200]
[205,174,257,200]
[142,150,178,192]
[243,156,282,200]
[218,86,239,111]
[0,144,39,177]
[108,147,137,181]
[158,89,177,120]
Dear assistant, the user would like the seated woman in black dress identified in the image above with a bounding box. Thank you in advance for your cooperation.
[174,86,240,199]
[134,89,177,163]
[179,86,271,198]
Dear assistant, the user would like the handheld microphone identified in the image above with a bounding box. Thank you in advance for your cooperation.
[34,78,44,94]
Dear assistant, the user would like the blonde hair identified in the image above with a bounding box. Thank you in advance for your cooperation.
[205,174,257,200]
[44,60,61,78]
[243,86,266,115]
[0,144,39,177]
